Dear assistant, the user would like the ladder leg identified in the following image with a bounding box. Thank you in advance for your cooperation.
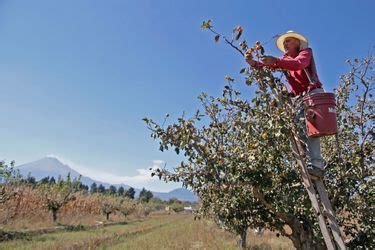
[290,136,336,249]
[296,159,336,250]
[314,180,347,250]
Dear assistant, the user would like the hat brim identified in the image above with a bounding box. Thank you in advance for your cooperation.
[276,32,308,53]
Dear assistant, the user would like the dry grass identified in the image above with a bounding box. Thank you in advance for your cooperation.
[0,213,183,249]
[108,215,293,250]
[0,213,294,250]
[1,185,294,249]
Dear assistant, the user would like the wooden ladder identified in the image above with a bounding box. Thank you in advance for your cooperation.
[269,78,347,249]
[290,134,347,250]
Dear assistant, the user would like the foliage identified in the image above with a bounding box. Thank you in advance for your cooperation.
[321,56,374,248]
[0,161,22,205]
[38,173,82,222]
[124,187,136,199]
[108,185,117,195]
[101,196,118,221]
[139,188,153,203]
[170,203,185,213]
[98,184,106,193]
[118,186,125,196]
[117,199,137,218]
[145,21,374,249]
[90,182,98,194]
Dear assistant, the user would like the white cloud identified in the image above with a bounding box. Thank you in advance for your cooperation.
[46,154,181,192]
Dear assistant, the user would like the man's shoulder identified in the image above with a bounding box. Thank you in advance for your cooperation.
[300,47,313,54]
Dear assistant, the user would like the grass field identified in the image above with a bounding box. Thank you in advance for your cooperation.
[0,213,294,249]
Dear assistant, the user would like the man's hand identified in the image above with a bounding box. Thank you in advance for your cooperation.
[245,50,256,66]
[261,55,277,66]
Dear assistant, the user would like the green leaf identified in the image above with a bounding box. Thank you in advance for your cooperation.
[201,20,212,30]
[142,117,151,125]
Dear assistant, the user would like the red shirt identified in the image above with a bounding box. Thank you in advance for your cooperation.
[254,48,322,96]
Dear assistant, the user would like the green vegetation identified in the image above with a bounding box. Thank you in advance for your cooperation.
[144,20,374,249]
[0,214,293,250]
[37,174,81,222]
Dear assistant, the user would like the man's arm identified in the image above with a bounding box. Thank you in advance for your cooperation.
[246,52,278,70]
[247,59,265,68]
[275,49,311,71]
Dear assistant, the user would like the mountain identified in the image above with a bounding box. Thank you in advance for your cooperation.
[16,157,125,188]
[153,188,198,202]
[17,157,81,181]
[16,157,198,202]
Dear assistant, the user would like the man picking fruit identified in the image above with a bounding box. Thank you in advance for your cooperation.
[245,31,326,179]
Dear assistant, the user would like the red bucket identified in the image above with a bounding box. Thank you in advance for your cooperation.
[302,92,338,137]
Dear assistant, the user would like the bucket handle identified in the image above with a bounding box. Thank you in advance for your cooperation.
[303,51,326,92]
[303,68,315,85]
[304,68,326,93]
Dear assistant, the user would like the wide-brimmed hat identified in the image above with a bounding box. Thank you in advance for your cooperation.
[276,30,308,53]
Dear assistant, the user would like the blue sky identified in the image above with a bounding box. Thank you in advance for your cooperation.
[0,0,373,191]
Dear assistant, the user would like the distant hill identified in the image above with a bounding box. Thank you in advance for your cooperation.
[16,157,198,202]
[16,156,126,189]
[153,188,198,202]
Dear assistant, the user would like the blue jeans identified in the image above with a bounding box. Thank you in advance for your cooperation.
[297,88,326,169]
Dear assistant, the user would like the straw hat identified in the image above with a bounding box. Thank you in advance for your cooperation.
[276,30,308,53]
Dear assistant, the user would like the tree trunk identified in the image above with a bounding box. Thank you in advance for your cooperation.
[106,213,110,221]
[292,238,315,250]
[289,219,325,250]
[52,208,58,222]
[239,228,247,249]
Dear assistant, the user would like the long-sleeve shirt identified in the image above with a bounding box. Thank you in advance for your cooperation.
[252,48,322,96]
